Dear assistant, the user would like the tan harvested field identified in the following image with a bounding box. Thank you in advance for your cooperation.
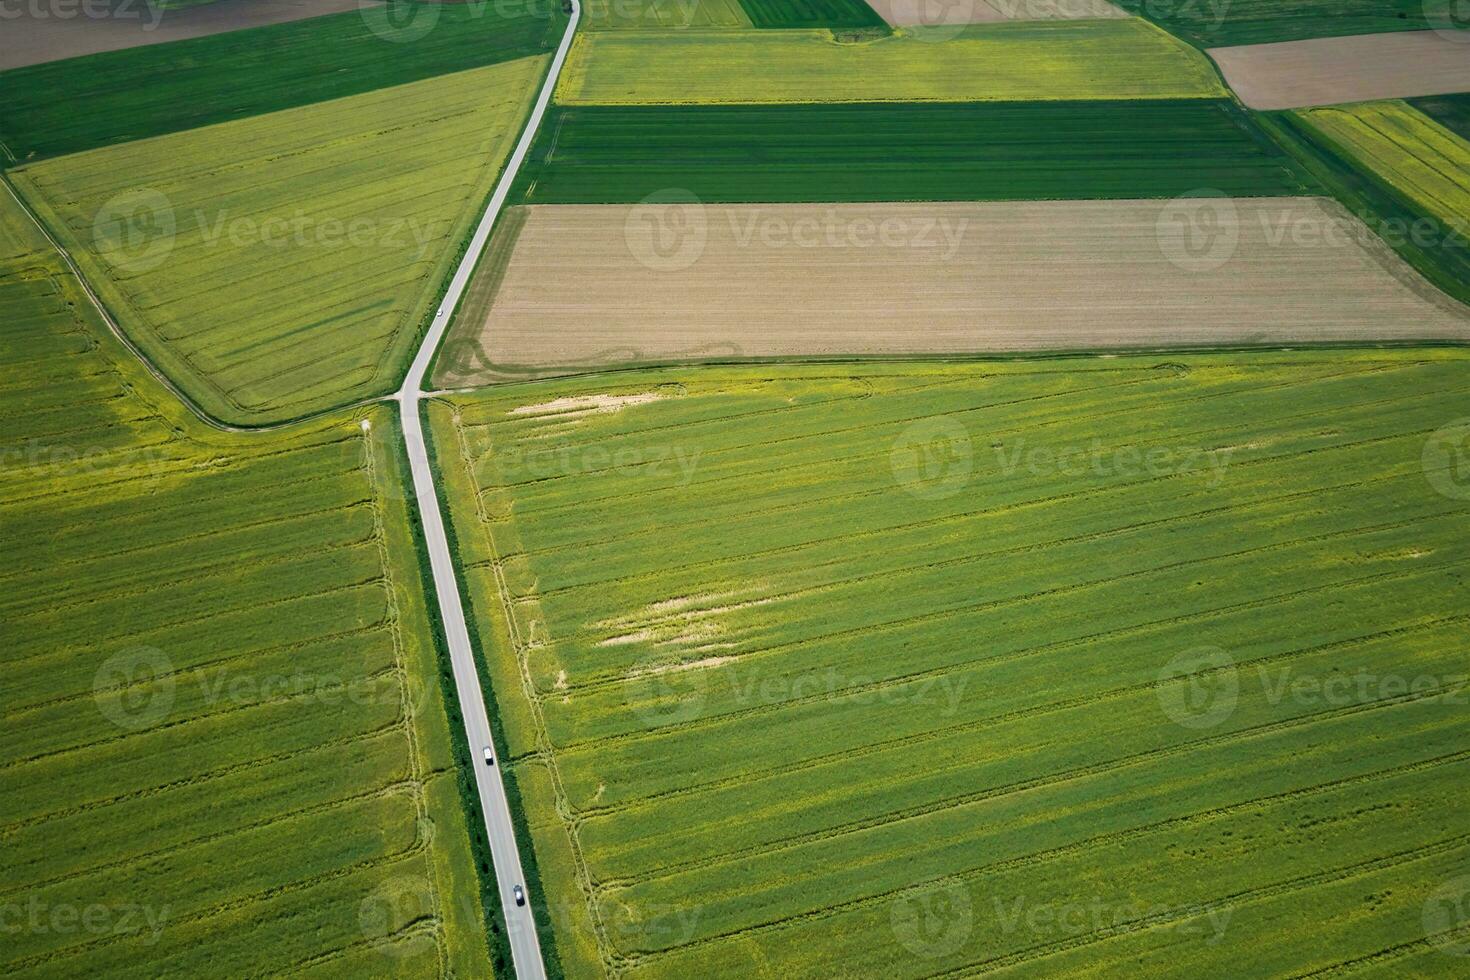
[0,0,375,70]
[1209,31,1470,111]
[435,198,1470,384]
[864,0,1127,25]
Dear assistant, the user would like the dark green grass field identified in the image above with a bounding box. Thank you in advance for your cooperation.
[1409,94,1470,143]
[1134,0,1436,47]
[0,0,565,164]
[514,100,1317,203]
[736,0,887,29]
[1259,111,1470,308]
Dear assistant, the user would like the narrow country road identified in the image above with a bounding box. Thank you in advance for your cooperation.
[396,4,581,978]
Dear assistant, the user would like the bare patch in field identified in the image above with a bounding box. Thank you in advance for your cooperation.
[440,198,1470,383]
[1208,32,1470,110]
[510,392,667,418]
[865,0,1126,25]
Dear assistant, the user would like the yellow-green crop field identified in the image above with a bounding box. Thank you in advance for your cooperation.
[583,0,752,29]
[1295,101,1470,244]
[0,190,490,976]
[431,356,1470,977]
[553,20,1228,105]
[9,56,548,427]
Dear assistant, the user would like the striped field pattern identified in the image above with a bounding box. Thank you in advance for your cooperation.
[0,192,490,977]
[431,356,1470,977]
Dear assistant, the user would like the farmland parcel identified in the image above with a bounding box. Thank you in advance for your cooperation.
[0,0,565,163]
[1207,32,1470,111]
[10,57,548,426]
[0,0,369,71]
[1293,102,1470,242]
[864,0,1127,25]
[512,100,1314,203]
[434,199,1470,385]
[0,189,492,976]
[553,21,1228,104]
[1138,0,1448,46]
[429,354,1470,977]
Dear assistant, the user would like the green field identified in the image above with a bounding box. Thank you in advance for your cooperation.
[1259,109,1470,306]
[1135,0,1439,47]
[583,0,753,29]
[514,100,1315,202]
[0,1,565,164]
[582,0,882,28]
[10,57,547,426]
[430,355,1470,977]
[553,21,1229,104]
[736,0,887,29]
[0,189,493,977]
[1409,93,1470,143]
[1295,102,1470,242]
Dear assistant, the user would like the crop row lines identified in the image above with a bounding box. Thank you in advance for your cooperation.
[534,485,1454,678]
[8,533,380,623]
[468,357,1405,501]
[4,789,432,973]
[486,360,1430,538]
[8,659,405,775]
[359,421,448,979]
[3,573,391,680]
[0,721,405,836]
[449,409,621,970]
[563,592,1470,815]
[0,430,368,512]
[956,832,1470,977]
[548,513,1467,756]
[496,437,1426,615]
[626,787,1470,969]
[0,497,376,590]
[487,383,1438,569]
[596,680,1470,892]
[0,777,422,901]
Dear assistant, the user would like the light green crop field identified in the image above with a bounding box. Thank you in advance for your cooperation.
[0,190,491,976]
[430,357,1470,977]
[9,56,548,427]
[583,0,752,29]
[1295,101,1470,243]
[554,21,1228,104]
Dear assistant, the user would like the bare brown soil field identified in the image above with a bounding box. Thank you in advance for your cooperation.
[863,0,1125,25]
[1208,32,1470,111]
[0,0,374,70]
[434,198,1470,386]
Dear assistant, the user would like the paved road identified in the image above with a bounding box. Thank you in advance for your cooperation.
[396,5,581,979]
